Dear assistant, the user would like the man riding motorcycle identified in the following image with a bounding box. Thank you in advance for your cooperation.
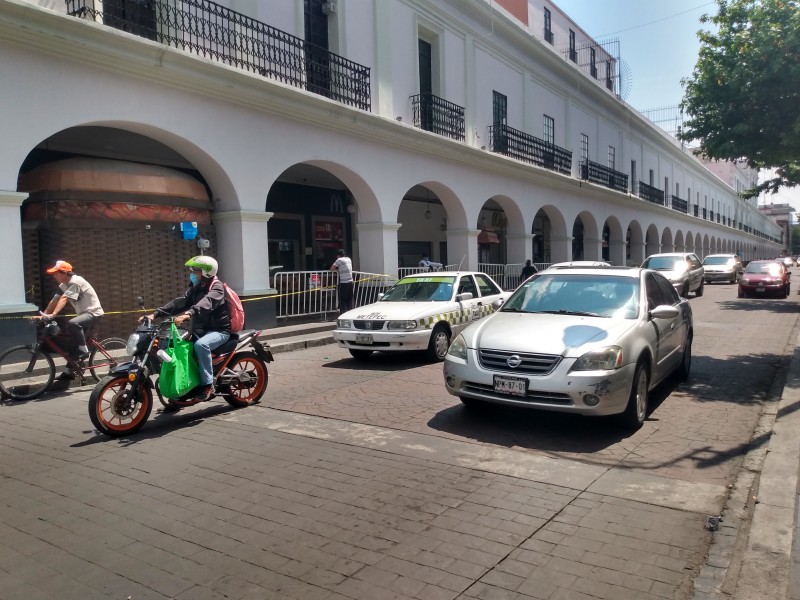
[141,256,229,403]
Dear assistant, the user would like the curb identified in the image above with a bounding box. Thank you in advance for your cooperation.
[267,333,336,354]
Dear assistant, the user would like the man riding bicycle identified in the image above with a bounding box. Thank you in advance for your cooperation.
[39,260,104,378]
[142,256,230,403]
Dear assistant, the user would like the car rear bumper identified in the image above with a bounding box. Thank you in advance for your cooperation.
[704,271,736,281]
[739,283,786,296]
[443,352,636,416]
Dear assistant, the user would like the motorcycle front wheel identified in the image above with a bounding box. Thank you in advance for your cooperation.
[88,375,153,437]
[220,351,268,408]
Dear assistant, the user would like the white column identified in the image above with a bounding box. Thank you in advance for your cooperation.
[0,191,37,312]
[550,235,573,263]
[629,241,646,265]
[355,221,401,279]
[608,240,626,266]
[583,237,602,261]
[506,233,534,265]
[446,228,480,271]
[214,210,272,295]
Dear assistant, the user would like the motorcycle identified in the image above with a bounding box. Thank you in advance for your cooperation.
[88,314,273,437]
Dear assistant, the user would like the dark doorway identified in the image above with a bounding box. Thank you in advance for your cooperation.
[304,0,331,97]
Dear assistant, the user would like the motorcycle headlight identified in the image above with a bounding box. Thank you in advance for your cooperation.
[572,346,623,371]
[126,333,141,355]
[387,320,417,330]
[337,319,352,329]
[447,334,468,361]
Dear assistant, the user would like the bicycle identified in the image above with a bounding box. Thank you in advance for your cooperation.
[0,318,128,401]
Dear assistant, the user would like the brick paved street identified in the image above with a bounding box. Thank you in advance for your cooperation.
[1,281,797,599]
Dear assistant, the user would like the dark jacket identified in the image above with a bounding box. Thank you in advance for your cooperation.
[155,277,230,334]
[520,264,538,282]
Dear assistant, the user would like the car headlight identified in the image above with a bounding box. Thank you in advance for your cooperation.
[447,334,468,360]
[126,333,141,355]
[387,320,417,330]
[572,346,623,371]
[337,319,353,329]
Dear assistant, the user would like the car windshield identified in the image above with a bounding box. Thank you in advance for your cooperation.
[643,256,683,270]
[745,262,783,276]
[380,276,455,302]
[703,256,734,266]
[501,273,640,318]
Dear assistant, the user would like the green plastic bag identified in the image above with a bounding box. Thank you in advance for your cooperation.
[158,323,201,399]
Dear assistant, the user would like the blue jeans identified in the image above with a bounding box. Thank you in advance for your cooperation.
[194,330,230,386]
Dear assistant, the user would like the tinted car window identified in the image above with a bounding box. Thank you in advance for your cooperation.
[654,274,681,305]
[474,274,501,297]
[457,275,478,297]
[645,273,669,308]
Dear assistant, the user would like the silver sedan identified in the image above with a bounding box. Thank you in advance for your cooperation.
[443,268,693,429]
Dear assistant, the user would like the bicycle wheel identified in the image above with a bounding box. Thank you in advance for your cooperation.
[0,345,55,401]
[87,337,129,383]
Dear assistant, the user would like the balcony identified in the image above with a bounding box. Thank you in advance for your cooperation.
[638,182,664,205]
[65,0,372,112]
[489,124,572,175]
[671,195,688,213]
[580,160,628,193]
[411,94,465,142]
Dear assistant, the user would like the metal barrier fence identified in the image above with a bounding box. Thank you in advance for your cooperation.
[397,264,459,279]
[273,270,391,320]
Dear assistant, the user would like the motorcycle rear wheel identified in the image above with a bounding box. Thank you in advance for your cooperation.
[220,351,268,408]
[89,375,152,437]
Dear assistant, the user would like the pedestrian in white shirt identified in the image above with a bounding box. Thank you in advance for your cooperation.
[330,249,354,314]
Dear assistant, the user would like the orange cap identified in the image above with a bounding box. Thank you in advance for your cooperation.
[46,260,73,274]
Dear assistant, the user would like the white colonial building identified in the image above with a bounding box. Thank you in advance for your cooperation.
[0,0,782,343]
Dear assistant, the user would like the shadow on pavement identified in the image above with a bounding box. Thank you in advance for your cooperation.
[322,351,435,371]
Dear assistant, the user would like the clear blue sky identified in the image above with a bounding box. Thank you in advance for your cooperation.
[553,0,715,111]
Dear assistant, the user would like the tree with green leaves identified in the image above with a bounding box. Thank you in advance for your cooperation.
[679,0,800,197]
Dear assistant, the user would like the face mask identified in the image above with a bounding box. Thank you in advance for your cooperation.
[189,273,199,286]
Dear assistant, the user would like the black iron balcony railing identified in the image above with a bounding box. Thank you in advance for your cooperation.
[694,205,699,217]
[544,29,554,44]
[702,208,707,219]
[605,77,613,91]
[489,124,572,175]
[411,94,465,142]
[65,0,372,112]
[671,195,688,213]
[569,48,577,62]
[580,160,628,193]
[590,64,598,79]
[638,181,664,205]
[710,211,715,221]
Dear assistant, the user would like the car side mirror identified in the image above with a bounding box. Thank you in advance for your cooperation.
[377,293,384,299]
[457,292,474,301]
[650,305,680,319]
[492,298,505,310]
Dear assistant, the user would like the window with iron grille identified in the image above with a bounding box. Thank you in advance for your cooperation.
[580,134,589,163]
[630,160,637,193]
[544,8,553,44]
[543,115,554,145]
[569,29,576,62]
[590,48,597,78]
[649,169,654,186]
[608,146,616,170]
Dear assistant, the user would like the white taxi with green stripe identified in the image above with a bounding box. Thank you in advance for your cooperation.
[334,271,512,362]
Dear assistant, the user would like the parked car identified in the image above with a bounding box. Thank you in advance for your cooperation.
[738,260,791,298]
[702,254,744,284]
[333,271,511,361]
[443,267,693,429]
[782,256,794,269]
[641,253,704,298]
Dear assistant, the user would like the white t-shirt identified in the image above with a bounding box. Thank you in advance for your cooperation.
[333,257,353,283]
[59,274,104,317]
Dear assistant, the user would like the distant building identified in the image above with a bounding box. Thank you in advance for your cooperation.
[758,203,793,254]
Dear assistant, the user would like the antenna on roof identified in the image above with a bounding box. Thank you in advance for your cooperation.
[458,255,466,271]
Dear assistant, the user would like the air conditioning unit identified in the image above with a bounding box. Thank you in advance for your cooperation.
[322,1,336,15]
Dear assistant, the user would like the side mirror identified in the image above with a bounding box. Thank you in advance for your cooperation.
[457,292,474,301]
[492,298,505,310]
[650,305,680,319]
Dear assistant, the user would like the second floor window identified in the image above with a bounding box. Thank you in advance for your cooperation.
[608,146,616,170]
[580,134,589,163]
[493,91,507,127]
[543,115,555,144]
[649,169,655,186]
[569,29,576,62]
[544,8,553,44]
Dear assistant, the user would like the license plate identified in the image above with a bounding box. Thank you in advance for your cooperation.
[494,375,527,397]
[355,333,373,344]
[755,288,765,293]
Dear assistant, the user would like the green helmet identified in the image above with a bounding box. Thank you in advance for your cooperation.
[185,255,218,278]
